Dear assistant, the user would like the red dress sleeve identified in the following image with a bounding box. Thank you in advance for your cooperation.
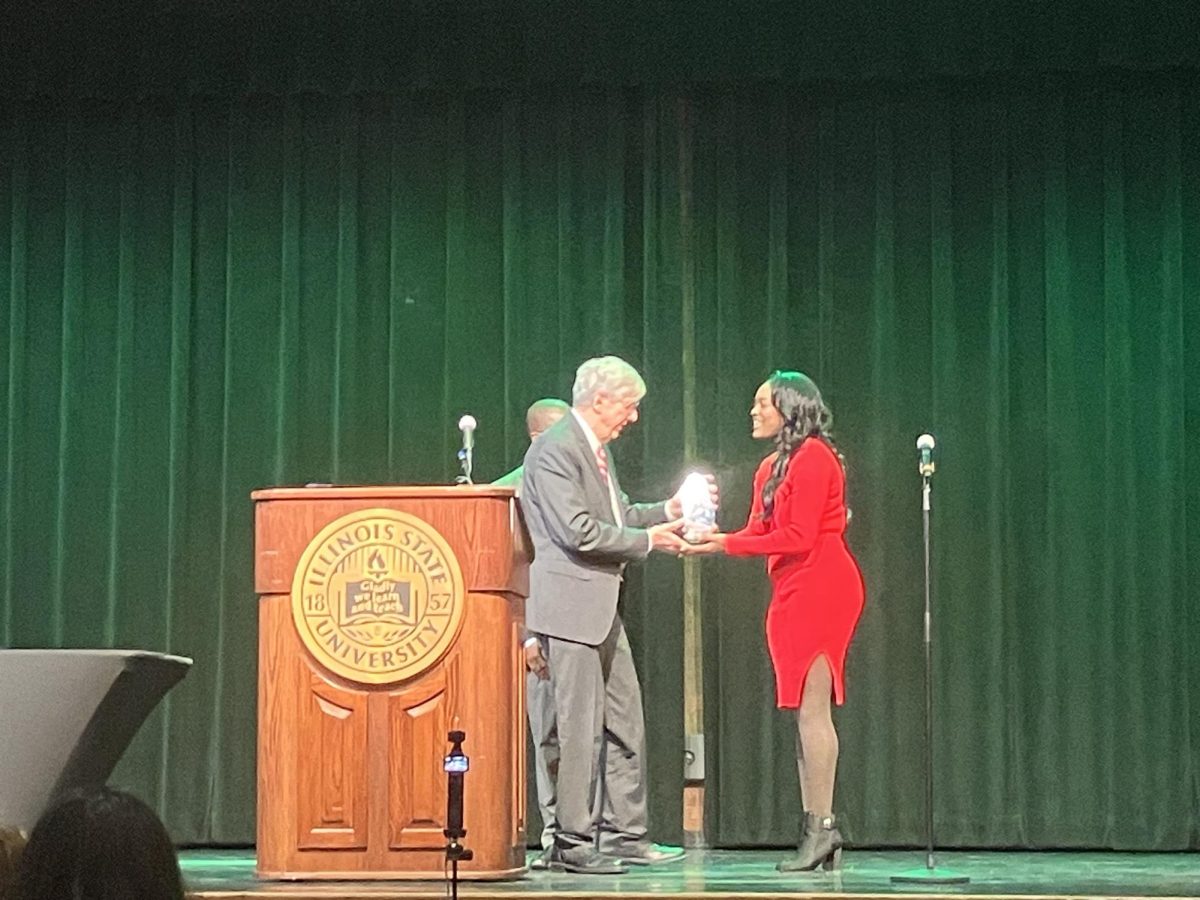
[724,440,833,557]
[724,454,774,539]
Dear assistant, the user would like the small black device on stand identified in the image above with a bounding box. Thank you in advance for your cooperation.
[444,730,473,900]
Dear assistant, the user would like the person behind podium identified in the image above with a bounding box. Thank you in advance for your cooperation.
[492,397,570,870]
[683,371,865,872]
[519,356,691,874]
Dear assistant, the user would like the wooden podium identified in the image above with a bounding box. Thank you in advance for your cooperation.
[252,486,529,880]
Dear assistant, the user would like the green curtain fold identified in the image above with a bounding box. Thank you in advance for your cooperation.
[2,73,1198,848]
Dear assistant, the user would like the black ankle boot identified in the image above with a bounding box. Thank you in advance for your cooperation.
[776,812,843,873]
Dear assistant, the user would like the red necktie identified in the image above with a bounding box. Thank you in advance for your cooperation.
[596,445,609,483]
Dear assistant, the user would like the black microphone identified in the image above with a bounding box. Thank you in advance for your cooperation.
[444,730,468,841]
[916,433,936,477]
[443,730,472,870]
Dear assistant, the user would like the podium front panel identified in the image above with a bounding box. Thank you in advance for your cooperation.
[253,488,527,880]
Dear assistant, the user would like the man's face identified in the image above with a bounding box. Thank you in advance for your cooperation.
[529,410,566,442]
[592,391,641,443]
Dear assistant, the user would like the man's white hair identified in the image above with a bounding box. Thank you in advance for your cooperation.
[572,356,646,407]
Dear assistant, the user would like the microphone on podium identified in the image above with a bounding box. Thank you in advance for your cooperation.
[457,415,477,484]
[916,433,936,478]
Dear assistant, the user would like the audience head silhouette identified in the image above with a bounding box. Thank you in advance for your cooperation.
[15,787,183,900]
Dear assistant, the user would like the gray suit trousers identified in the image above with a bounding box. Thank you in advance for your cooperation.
[526,657,559,850]
[546,616,648,851]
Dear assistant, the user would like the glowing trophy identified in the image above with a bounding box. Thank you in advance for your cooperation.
[677,471,718,543]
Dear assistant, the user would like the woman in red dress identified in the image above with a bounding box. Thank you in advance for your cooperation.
[686,371,864,872]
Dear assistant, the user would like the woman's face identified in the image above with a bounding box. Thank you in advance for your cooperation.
[750,381,783,440]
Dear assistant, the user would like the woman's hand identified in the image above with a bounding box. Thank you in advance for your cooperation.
[681,533,727,556]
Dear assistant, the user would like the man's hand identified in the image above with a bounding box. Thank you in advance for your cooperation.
[524,641,550,681]
[648,519,689,553]
[666,473,720,519]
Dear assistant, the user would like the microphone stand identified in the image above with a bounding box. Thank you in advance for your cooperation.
[455,418,475,485]
[456,444,473,484]
[891,451,968,885]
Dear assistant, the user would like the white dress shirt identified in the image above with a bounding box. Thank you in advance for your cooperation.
[571,408,624,524]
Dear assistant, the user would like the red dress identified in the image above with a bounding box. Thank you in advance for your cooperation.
[724,438,865,709]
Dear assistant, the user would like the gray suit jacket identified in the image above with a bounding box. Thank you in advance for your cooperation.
[520,413,669,645]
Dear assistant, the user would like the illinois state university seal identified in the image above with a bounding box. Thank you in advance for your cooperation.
[291,509,465,685]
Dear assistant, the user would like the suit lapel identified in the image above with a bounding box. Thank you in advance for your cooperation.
[563,413,618,524]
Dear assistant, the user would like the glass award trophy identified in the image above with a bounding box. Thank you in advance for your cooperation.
[678,471,718,543]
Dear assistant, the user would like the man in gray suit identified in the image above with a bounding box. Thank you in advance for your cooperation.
[520,356,695,874]
[493,398,570,870]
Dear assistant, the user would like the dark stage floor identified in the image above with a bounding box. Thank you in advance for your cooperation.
[181,849,1200,900]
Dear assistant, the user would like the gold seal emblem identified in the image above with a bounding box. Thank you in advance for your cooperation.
[291,509,465,686]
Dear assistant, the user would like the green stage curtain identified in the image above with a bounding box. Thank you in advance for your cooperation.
[4,1,1200,98]
[2,73,1198,848]
[695,75,1200,850]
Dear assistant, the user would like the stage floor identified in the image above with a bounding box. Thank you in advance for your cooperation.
[180,849,1200,900]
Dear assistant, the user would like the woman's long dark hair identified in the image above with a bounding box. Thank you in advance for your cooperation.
[14,787,184,900]
[761,370,842,520]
